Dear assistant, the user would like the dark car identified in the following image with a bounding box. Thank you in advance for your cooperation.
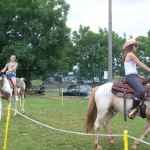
[60,84,93,96]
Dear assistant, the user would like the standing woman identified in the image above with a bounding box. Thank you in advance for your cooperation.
[1,54,19,101]
[122,39,150,119]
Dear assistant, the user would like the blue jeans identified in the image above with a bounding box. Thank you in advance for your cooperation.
[125,74,145,99]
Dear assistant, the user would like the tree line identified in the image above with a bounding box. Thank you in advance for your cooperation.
[0,0,150,87]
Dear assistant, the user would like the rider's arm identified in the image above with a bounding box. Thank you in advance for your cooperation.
[8,63,18,73]
[129,53,150,72]
[1,64,8,73]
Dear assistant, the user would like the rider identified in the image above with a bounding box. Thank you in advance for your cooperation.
[1,54,19,101]
[122,39,150,119]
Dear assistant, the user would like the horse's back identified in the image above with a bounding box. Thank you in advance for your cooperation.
[95,82,113,98]
[94,82,114,109]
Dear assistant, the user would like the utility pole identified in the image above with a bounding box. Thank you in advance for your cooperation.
[108,0,112,82]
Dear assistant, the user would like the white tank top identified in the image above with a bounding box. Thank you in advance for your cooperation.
[124,60,138,75]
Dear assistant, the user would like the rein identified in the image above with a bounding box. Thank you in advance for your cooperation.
[0,75,4,91]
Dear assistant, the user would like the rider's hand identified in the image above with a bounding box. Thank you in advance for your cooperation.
[138,74,145,79]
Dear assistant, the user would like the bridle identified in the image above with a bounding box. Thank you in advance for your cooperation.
[0,73,4,91]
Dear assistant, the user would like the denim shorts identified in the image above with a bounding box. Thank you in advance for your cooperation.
[5,73,16,78]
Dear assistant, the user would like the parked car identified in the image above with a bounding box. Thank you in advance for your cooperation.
[60,84,93,96]
[62,76,77,84]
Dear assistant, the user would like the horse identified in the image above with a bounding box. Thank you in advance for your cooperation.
[85,81,150,150]
[0,72,26,121]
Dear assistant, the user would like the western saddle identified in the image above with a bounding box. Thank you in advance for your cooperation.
[111,77,150,120]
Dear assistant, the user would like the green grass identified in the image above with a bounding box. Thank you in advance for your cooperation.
[31,80,43,87]
[0,93,150,150]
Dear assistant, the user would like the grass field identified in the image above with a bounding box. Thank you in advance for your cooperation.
[0,93,150,150]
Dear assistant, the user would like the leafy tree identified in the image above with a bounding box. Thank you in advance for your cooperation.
[112,32,125,76]
[72,25,125,81]
[136,35,150,76]
[0,0,72,87]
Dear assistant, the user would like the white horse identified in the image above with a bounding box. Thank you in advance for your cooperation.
[0,73,26,121]
[85,82,150,150]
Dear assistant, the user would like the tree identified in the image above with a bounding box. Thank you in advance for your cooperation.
[72,25,125,81]
[136,35,150,75]
[0,0,72,87]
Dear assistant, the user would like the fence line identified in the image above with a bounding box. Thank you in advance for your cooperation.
[3,107,149,147]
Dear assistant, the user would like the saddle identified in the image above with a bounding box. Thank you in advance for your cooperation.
[111,77,150,120]
[8,78,24,88]
[1,78,24,100]
[112,77,150,100]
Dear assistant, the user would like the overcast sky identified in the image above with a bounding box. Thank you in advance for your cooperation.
[65,0,150,38]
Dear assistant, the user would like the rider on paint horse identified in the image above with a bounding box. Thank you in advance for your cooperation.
[1,54,19,101]
[122,39,150,119]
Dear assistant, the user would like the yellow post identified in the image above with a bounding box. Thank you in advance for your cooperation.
[4,104,11,150]
[20,96,22,108]
[124,130,128,150]
[61,88,64,106]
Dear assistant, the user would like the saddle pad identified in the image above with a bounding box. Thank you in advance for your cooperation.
[16,78,24,87]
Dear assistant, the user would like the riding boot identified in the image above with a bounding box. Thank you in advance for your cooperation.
[128,98,140,119]
[15,96,19,101]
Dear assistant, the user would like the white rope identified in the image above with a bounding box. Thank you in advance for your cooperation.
[10,108,122,137]
[4,107,150,146]
[128,135,150,145]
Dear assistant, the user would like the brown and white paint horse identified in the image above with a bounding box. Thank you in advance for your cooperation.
[0,72,26,121]
[85,82,150,150]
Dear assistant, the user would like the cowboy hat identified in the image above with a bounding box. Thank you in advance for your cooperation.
[123,39,140,50]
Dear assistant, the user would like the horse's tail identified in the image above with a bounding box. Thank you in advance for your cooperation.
[85,86,99,133]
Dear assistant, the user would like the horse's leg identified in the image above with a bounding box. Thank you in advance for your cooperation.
[102,109,116,147]
[0,97,2,121]
[131,118,150,150]
[94,109,109,150]
[21,95,25,115]
[14,97,18,116]
[94,115,103,150]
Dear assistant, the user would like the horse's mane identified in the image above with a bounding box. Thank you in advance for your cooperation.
[85,86,99,133]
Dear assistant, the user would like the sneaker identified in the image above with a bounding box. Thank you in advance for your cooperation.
[128,109,137,119]
[15,96,19,101]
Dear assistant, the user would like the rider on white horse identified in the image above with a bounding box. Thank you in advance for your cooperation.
[122,39,150,119]
[1,54,19,101]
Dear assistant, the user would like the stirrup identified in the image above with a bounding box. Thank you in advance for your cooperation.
[128,109,137,119]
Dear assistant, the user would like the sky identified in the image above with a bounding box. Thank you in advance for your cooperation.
[65,0,150,38]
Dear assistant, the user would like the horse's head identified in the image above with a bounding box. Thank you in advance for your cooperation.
[0,72,10,87]
[0,72,4,89]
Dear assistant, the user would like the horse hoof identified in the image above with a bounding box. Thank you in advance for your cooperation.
[22,112,25,115]
[94,141,103,150]
[130,146,136,150]
[109,143,114,148]
[97,145,103,150]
